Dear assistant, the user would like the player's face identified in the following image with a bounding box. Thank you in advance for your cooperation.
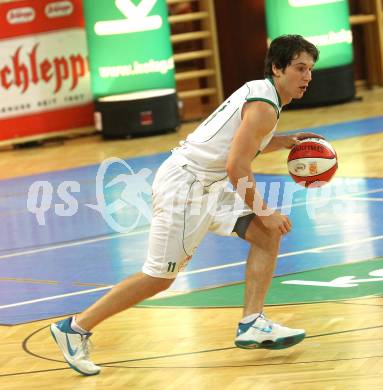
[275,52,315,103]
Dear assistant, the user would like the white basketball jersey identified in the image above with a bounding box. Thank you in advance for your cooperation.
[171,78,282,185]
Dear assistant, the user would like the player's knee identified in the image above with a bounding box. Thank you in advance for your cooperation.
[266,230,282,252]
[245,220,281,244]
[268,227,283,241]
[264,227,282,245]
[247,226,281,252]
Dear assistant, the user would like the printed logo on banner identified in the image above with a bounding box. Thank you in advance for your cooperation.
[45,1,74,19]
[0,31,92,120]
[1,43,87,94]
[7,7,36,24]
[0,0,93,139]
[94,0,162,36]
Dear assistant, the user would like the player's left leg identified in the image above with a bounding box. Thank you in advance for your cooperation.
[239,215,282,316]
[210,190,305,350]
[233,215,305,349]
[50,159,216,376]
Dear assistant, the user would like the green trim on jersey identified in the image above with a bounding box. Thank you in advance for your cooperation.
[246,97,280,119]
[266,76,282,108]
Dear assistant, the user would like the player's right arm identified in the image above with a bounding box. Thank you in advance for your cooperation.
[226,101,291,235]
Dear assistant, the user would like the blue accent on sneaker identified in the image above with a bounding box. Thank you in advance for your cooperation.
[54,317,92,357]
[252,324,273,333]
[56,317,79,334]
[235,314,305,350]
[236,319,256,337]
[56,316,92,336]
[65,333,79,357]
[237,313,266,336]
[265,333,306,350]
[50,317,99,376]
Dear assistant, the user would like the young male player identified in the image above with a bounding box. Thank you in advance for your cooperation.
[50,35,321,375]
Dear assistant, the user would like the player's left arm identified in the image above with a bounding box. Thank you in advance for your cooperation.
[261,132,324,153]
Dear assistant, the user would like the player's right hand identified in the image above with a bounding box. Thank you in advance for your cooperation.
[259,210,292,235]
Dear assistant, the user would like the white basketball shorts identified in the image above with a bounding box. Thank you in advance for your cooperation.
[142,157,253,279]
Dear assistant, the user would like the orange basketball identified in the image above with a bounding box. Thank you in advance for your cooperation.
[287,138,338,188]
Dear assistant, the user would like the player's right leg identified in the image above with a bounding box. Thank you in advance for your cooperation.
[50,273,173,376]
[50,158,205,375]
[50,317,100,376]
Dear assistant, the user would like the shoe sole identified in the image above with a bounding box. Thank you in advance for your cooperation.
[235,332,305,350]
[50,325,100,376]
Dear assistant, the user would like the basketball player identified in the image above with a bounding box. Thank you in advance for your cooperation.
[50,35,322,375]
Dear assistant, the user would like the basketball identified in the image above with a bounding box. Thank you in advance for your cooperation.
[287,137,338,187]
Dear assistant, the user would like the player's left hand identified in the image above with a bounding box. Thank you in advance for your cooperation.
[283,132,325,149]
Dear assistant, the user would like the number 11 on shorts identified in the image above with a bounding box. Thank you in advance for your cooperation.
[167,262,176,272]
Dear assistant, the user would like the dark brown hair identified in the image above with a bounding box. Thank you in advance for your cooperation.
[264,35,319,77]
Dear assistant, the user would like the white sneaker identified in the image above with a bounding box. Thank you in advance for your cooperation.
[235,313,305,350]
[50,317,101,376]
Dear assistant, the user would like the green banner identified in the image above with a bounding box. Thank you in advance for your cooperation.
[139,258,383,307]
[83,0,175,98]
[265,0,353,70]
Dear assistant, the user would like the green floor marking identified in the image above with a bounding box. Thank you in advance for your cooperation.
[139,257,383,307]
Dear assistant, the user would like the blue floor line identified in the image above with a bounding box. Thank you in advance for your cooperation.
[282,115,383,141]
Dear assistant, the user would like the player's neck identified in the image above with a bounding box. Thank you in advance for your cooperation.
[270,76,292,107]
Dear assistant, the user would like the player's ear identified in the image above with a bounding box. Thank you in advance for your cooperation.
[272,64,282,77]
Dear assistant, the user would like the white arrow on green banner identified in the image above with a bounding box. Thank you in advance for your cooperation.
[282,270,383,288]
[94,0,163,36]
[82,0,175,98]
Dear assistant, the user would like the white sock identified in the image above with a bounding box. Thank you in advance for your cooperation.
[240,313,261,324]
[71,316,89,335]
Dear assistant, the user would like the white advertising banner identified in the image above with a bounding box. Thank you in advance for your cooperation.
[0,0,93,142]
